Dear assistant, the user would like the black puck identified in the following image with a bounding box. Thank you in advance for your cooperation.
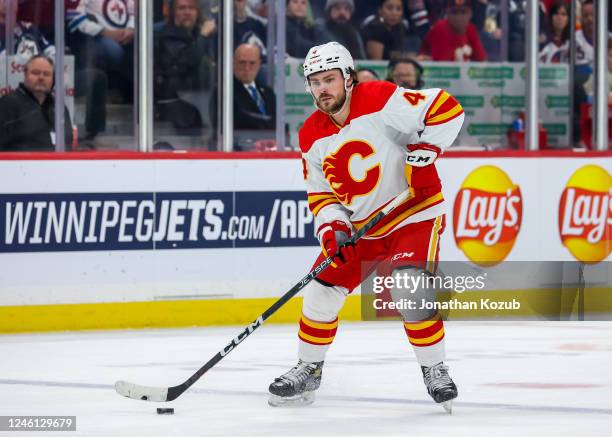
[156,407,174,415]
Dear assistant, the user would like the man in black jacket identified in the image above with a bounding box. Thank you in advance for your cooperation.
[0,55,73,151]
[231,43,275,130]
[210,43,276,149]
[314,0,366,60]
[154,0,216,132]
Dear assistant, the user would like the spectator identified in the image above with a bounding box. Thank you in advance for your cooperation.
[405,0,437,39]
[314,0,366,59]
[234,0,267,55]
[0,0,55,63]
[361,0,420,60]
[66,0,135,102]
[356,67,380,82]
[210,44,276,132]
[419,0,487,62]
[539,1,570,63]
[386,57,424,89]
[507,0,547,62]
[0,55,73,151]
[575,0,594,73]
[573,0,595,146]
[154,0,216,132]
[246,0,269,25]
[583,42,612,98]
[286,0,319,58]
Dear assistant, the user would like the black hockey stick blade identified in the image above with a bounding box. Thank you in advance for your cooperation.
[114,189,411,402]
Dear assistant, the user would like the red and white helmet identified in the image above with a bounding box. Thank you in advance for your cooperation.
[303,42,354,93]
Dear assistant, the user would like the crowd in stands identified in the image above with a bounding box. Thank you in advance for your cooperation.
[0,0,610,151]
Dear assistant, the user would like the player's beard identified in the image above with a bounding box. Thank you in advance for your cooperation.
[317,90,347,114]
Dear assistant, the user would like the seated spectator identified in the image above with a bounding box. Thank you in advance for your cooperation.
[314,0,366,59]
[154,0,216,132]
[539,1,570,63]
[286,0,319,58]
[0,0,55,63]
[210,43,276,135]
[356,67,380,82]
[361,0,420,60]
[507,0,547,62]
[583,42,612,99]
[404,0,435,39]
[0,55,73,151]
[419,0,487,62]
[573,0,595,146]
[575,0,594,75]
[386,57,424,89]
[234,0,267,55]
[246,0,269,25]
[66,0,135,102]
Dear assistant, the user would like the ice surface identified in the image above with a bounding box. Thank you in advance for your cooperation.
[1,321,611,436]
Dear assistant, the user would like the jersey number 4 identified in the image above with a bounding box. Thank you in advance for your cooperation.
[402,92,426,106]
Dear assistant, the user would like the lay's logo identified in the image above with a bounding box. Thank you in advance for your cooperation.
[558,165,611,263]
[453,166,522,266]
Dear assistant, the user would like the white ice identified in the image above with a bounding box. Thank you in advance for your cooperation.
[1,321,611,437]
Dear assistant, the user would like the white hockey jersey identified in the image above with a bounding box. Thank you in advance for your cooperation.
[575,30,593,67]
[67,0,135,36]
[539,40,568,64]
[300,80,464,239]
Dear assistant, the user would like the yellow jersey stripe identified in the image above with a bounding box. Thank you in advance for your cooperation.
[366,192,444,237]
[311,198,341,215]
[428,91,450,117]
[426,216,443,274]
[427,104,463,125]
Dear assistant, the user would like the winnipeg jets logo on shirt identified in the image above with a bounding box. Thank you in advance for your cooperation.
[17,38,39,60]
[322,140,381,205]
[103,0,129,28]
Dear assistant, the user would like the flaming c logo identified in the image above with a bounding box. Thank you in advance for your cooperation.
[323,141,381,205]
[559,165,611,263]
[453,166,522,266]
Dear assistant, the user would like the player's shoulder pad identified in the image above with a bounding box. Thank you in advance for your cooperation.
[349,81,397,119]
[299,110,338,154]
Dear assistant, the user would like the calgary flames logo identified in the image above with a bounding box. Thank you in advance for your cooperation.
[559,165,611,263]
[453,166,522,266]
[323,140,381,205]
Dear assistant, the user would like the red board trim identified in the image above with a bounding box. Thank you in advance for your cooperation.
[0,150,610,161]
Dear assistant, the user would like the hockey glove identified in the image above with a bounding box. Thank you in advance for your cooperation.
[405,143,441,167]
[317,220,357,268]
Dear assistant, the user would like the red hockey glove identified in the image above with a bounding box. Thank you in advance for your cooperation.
[317,220,356,267]
[405,143,441,167]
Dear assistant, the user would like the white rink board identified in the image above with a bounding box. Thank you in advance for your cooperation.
[0,156,609,306]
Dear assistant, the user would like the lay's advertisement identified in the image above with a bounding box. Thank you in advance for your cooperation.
[558,165,611,263]
[452,165,522,266]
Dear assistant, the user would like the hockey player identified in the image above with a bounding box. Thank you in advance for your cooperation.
[268,42,464,413]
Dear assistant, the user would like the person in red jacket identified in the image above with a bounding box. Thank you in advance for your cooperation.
[419,0,486,62]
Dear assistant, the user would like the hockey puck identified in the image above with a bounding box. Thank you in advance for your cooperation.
[156,408,174,415]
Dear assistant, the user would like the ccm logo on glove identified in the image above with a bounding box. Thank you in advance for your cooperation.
[405,144,441,167]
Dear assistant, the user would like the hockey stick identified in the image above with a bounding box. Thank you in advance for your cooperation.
[115,189,412,402]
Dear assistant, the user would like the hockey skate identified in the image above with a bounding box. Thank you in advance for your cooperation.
[421,362,458,414]
[268,360,323,407]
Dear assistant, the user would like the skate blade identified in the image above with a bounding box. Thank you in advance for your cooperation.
[268,391,315,407]
[441,400,453,414]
